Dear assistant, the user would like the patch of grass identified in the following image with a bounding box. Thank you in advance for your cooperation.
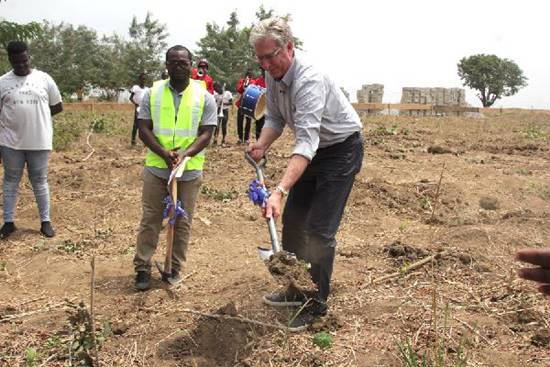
[0,260,6,271]
[53,112,86,151]
[540,185,550,201]
[201,185,238,202]
[31,239,47,252]
[56,239,82,254]
[25,347,38,366]
[522,124,546,139]
[312,331,333,349]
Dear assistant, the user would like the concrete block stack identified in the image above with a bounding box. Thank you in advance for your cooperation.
[400,87,466,116]
[356,84,384,115]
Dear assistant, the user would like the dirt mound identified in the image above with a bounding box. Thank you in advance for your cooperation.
[383,240,429,263]
[160,311,263,366]
[361,178,473,224]
[267,251,317,293]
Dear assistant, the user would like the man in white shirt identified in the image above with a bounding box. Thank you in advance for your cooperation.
[129,72,148,145]
[0,41,63,239]
[212,82,233,146]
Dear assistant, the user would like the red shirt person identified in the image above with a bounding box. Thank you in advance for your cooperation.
[191,59,214,94]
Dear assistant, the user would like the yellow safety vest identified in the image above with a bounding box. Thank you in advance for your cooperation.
[145,79,205,170]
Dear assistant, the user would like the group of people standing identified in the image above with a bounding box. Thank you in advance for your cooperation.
[1,17,548,335]
[129,60,266,148]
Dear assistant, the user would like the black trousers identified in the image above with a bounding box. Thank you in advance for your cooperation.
[131,109,139,143]
[237,108,251,142]
[255,116,265,140]
[282,132,363,309]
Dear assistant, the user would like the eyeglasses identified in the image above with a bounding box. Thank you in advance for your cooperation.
[166,60,191,68]
[256,47,282,63]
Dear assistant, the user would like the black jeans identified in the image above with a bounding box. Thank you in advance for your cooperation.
[131,109,139,143]
[282,132,363,309]
[255,116,265,140]
[237,108,251,142]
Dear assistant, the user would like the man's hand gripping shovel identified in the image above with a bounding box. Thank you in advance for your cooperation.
[155,156,191,285]
[245,152,282,261]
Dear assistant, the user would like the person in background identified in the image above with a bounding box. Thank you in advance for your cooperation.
[251,67,266,141]
[235,68,254,144]
[212,82,232,147]
[516,248,550,295]
[191,59,214,94]
[246,18,364,331]
[0,40,63,239]
[129,72,149,146]
[133,45,217,290]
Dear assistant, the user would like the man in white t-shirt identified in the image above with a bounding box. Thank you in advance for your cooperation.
[0,41,63,239]
[129,72,148,145]
[212,82,233,146]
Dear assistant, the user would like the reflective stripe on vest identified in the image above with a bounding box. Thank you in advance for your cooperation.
[145,79,205,170]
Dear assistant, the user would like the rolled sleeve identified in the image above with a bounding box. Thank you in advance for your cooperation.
[137,89,151,120]
[291,78,326,161]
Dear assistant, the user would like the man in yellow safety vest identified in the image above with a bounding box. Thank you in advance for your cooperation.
[133,45,218,290]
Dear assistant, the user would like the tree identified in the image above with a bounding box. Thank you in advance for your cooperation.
[195,6,303,90]
[0,19,41,73]
[30,22,104,100]
[195,11,254,90]
[457,54,527,107]
[125,13,169,83]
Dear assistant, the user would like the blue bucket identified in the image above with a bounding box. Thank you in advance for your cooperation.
[241,85,266,120]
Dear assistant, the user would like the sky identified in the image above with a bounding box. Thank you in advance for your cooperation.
[2,0,549,108]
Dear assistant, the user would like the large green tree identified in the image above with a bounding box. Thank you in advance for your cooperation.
[195,6,302,91]
[125,12,168,83]
[457,54,528,107]
[30,22,104,99]
[0,19,41,73]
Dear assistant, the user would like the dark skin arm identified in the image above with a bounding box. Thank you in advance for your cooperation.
[50,102,63,116]
[138,118,215,170]
[516,248,550,295]
[129,92,138,108]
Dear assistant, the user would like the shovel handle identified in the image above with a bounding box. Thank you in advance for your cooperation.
[245,152,281,254]
[245,152,267,184]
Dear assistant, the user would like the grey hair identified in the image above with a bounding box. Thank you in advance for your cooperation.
[249,17,293,47]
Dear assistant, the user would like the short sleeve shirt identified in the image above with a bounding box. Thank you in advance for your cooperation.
[0,69,62,150]
[138,80,217,181]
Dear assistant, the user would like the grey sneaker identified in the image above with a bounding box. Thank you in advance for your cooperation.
[263,290,305,307]
[135,271,151,291]
[288,309,320,332]
[287,300,328,332]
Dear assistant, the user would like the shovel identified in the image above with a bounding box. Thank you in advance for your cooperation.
[155,156,191,285]
[245,152,281,261]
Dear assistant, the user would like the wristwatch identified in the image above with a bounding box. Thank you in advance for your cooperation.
[275,185,289,197]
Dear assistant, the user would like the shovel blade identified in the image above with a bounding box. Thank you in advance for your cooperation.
[257,246,274,261]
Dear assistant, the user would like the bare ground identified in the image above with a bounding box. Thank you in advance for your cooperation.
[0,109,549,366]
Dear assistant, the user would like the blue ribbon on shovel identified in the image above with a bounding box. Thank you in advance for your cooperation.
[162,195,187,225]
[248,179,269,207]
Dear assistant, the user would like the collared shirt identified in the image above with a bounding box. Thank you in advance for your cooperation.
[138,80,217,181]
[264,56,362,161]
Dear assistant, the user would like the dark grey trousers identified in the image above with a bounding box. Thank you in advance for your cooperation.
[282,132,364,311]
